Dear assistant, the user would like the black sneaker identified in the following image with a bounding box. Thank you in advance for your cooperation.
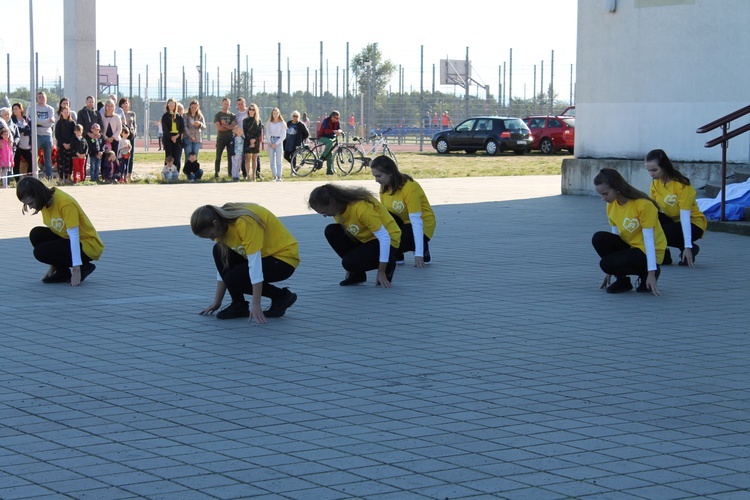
[339,272,366,286]
[678,244,699,266]
[264,288,298,318]
[636,267,661,293]
[216,301,249,320]
[80,263,96,283]
[662,248,672,265]
[606,277,633,294]
[42,269,72,283]
[423,248,432,265]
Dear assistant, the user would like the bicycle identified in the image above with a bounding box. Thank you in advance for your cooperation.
[290,133,355,177]
[345,127,398,174]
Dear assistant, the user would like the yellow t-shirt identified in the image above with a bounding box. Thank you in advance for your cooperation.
[220,204,300,268]
[42,189,104,260]
[606,198,666,264]
[380,179,436,239]
[650,179,707,231]
[335,199,401,248]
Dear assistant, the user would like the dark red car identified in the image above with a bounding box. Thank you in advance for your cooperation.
[523,115,575,154]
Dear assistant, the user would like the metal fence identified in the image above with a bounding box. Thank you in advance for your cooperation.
[3,42,575,143]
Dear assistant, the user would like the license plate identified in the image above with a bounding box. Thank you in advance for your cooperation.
[517,140,527,145]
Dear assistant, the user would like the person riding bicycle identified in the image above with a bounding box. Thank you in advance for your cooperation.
[318,110,343,175]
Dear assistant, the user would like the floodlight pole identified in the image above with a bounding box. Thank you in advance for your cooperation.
[29,0,38,177]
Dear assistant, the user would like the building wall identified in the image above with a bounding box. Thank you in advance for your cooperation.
[575,0,750,163]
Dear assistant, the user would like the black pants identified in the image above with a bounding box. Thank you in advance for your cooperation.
[164,134,183,173]
[215,133,233,176]
[324,224,396,274]
[658,212,703,251]
[391,215,430,256]
[213,245,295,303]
[13,147,33,176]
[592,231,650,278]
[29,226,92,269]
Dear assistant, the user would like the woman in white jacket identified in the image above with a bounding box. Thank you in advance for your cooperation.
[265,108,287,181]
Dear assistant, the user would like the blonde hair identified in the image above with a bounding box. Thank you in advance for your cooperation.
[190,203,266,270]
[267,107,284,123]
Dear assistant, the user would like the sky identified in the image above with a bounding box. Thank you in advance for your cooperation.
[1,0,578,103]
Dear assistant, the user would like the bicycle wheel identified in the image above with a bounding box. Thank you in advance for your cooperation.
[347,147,366,174]
[382,145,398,167]
[335,147,355,176]
[291,147,319,177]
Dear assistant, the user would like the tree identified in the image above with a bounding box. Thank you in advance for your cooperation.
[351,43,395,97]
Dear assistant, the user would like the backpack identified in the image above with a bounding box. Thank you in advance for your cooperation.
[317,117,328,138]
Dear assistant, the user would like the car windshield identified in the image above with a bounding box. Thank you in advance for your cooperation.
[503,119,527,130]
[563,118,575,128]
[456,120,475,132]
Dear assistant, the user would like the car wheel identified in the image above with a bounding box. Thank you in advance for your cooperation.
[435,138,450,154]
[485,140,499,156]
[540,138,554,154]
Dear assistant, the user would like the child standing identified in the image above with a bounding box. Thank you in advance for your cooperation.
[183,152,204,182]
[117,126,132,183]
[162,156,179,181]
[87,123,103,182]
[231,125,244,181]
[71,125,88,183]
[101,150,117,182]
[0,127,14,188]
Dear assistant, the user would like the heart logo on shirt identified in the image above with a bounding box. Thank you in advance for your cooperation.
[348,224,360,236]
[232,245,246,257]
[50,218,65,233]
[664,194,677,206]
[392,201,405,213]
[622,218,640,233]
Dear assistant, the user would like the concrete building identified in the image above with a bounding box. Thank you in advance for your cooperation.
[563,0,750,195]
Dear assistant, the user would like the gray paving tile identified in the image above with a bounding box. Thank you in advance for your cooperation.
[2,177,750,498]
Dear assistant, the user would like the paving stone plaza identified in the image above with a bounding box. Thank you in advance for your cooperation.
[1,176,749,499]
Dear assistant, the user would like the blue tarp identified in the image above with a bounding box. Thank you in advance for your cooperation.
[697,179,750,221]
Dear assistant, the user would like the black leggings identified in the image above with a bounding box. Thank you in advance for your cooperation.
[592,231,649,279]
[13,147,33,176]
[391,215,430,255]
[658,212,703,251]
[29,226,92,270]
[324,224,396,274]
[213,245,295,303]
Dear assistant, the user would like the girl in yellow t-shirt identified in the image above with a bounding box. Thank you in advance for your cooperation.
[645,149,706,268]
[16,177,103,286]
[592,168,666,296]
[190,203,299,324]
[371,156,435,268]
[308,184,401,288]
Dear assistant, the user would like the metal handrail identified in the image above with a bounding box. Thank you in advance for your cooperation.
[696,104,750,134]
[696,104,750,221]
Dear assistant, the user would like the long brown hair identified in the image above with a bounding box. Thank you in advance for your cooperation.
[308,184,378,215]
[593,168,660,210]
[190,203,266,270]
[371,156,412,195]
[645,149,691,186]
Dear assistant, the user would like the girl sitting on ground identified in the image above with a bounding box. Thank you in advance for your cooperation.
[592,168,666,296]
[371,155,435,268]
[308,183,401,288]
[190,203,299,324]
[16,176,104,286]
[645,149,707,268]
